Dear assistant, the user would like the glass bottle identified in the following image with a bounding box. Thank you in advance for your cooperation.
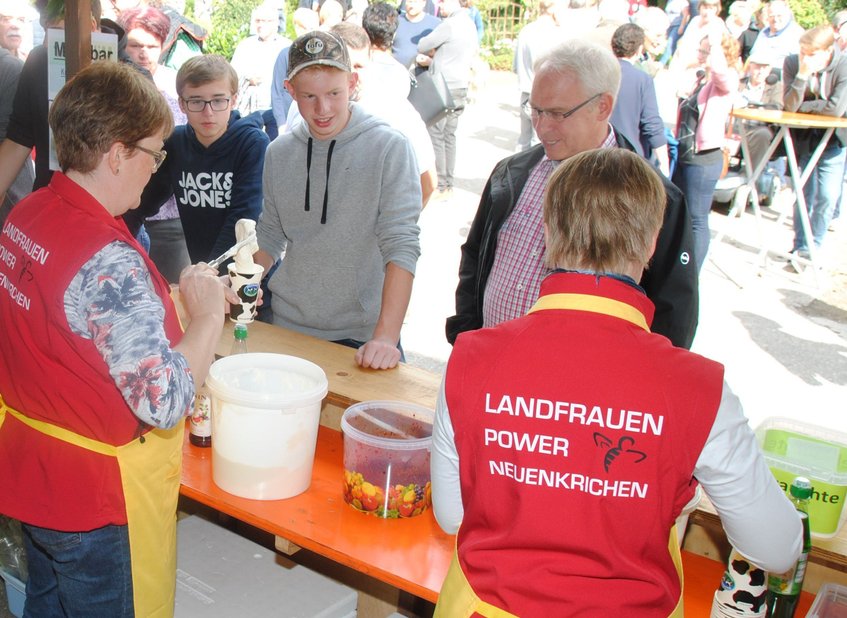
[766,476,813,618]
[231,323,248,355]
[189,385,212,448]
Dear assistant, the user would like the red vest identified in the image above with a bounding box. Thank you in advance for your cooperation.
[0,173,183,531]
[445,272,722,616]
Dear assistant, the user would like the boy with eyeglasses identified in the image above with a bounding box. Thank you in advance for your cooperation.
[143,53,269,269]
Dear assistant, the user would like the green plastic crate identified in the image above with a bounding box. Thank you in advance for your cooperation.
[756,417,847,538]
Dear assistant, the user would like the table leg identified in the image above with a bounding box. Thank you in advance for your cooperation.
[771,127,831,286]
[714,123,784,252]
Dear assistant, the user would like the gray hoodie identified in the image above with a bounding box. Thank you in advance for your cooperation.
[257,103,422,341]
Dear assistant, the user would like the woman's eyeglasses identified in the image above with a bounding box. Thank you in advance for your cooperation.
[134,145,167,172]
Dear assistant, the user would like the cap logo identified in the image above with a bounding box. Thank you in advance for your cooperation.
[304,37,325,56]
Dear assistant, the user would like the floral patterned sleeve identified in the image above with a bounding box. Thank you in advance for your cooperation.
[64,241,193,429]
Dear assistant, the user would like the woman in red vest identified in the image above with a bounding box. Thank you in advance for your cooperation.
[431,149,802,617]
[0,61,236,617]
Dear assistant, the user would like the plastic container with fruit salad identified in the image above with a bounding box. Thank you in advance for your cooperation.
[341,401,433,519]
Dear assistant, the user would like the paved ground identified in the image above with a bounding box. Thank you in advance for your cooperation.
[403,69,847,435]
[3,69,845,617]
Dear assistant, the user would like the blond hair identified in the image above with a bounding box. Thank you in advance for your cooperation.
[544,149,666,273]
[176,54,238,97]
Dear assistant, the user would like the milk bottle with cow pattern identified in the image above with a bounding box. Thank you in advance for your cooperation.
[710,548,769,617]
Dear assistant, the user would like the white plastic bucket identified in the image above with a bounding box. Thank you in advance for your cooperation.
[206,353,328,500]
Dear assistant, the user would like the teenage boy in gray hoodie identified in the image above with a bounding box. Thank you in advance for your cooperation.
[254,30,422,370]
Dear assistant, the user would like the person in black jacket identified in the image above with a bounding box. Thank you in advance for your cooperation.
[446,38,699,349]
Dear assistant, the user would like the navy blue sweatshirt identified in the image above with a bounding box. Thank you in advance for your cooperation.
[143,110,269,266]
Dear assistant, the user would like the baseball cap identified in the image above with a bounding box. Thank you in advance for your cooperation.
[287,31,351,80]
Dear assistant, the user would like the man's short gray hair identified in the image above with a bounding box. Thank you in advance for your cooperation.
[534,39,621,104]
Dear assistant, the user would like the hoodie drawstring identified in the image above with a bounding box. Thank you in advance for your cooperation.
[321,140,336,224]
[304,137,313,213]
[303,137,336,225]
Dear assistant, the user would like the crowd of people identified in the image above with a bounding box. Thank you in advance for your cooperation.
[0,0,829,614]
[516,0,845,272]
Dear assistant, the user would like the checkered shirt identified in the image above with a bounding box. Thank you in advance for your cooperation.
[482,128,618,327]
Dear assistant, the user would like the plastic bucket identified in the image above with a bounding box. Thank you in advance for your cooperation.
[341,400,433,518]
[1,568,25,618]
[206,353,328,500]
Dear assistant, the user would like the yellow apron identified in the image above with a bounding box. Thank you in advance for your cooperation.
[434,291,686,617]
[0,397,183,618]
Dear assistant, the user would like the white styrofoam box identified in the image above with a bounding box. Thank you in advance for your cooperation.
[176,516,357,618]
[0,569,24,618]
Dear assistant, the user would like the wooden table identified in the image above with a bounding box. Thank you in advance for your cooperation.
[182,427,814,617]
[181,424,452,603]
[718,108,847,282]
[204,319,440,427]
[178,320,831,615]
[182,423,818,614]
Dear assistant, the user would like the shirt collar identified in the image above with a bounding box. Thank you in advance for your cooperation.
[766,19,794,37]
[550,268,644,292]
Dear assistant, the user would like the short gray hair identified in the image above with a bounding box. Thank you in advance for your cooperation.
[534,39,621,104]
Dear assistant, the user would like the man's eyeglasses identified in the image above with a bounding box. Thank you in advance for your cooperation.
[523,93,602,123]
[134,145,167,172]
[182,98,231,113]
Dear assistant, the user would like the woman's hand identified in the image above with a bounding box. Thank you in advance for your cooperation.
[179,263,239,322]
[174,264,240,388]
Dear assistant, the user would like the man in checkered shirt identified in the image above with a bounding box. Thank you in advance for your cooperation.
[446,38,699,349]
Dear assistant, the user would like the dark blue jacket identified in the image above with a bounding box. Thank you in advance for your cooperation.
[143,110,269,268]
[610,59,668,161]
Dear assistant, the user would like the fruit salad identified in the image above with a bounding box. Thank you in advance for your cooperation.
[343,470,432,519]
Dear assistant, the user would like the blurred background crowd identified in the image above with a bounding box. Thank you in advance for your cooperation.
[1,0,845,272]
